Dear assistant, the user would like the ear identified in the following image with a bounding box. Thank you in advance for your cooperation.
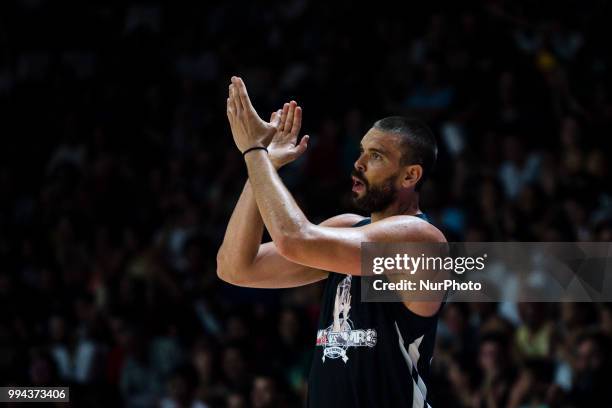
[401,164,423,189]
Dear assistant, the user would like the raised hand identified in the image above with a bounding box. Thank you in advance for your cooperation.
[226,76,278,153]
[268,101,309,170]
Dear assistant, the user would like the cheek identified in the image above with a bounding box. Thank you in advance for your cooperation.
[365,162,387,180]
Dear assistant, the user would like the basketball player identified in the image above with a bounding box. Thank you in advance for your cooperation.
[217,76,446,407]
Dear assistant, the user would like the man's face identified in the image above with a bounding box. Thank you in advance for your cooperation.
[351,128,404,213]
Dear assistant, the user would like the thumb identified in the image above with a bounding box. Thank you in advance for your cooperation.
[270,109,282,128]
[295,134,309,156]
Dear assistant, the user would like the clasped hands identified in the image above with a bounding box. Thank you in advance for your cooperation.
[226,76,309,169]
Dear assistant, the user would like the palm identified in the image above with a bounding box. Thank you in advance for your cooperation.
[226,77,279,152]
[226,77,308,161]
[268,101,309,169]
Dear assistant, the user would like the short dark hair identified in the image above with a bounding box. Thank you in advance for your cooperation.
[373,116,437,191]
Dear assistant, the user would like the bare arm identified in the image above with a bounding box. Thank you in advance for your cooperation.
[216,182,364,288]
[227,76,446,276]
[216,180,273,287]
[244,150,445,274]
[218,93,365,288]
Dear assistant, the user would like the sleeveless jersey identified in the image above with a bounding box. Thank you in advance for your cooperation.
[307,215,441,408]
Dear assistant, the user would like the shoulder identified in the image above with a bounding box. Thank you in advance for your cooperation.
[370,214,446,243]
[319,213,366,227]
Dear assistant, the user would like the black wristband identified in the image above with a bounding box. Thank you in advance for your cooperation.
[242,146,268,157]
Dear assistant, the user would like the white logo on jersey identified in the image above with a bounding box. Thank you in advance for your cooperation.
[315,276,377,363]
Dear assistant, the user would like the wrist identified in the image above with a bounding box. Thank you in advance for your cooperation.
[243,147,270,167]
[242,145,268,157]
[270,157,284,170]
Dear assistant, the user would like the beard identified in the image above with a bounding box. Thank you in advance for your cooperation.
[351,169,399,213]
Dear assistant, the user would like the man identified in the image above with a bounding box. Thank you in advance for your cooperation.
[217,76,446,407]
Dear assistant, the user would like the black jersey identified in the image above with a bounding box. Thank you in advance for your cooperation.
[307,215,441,408]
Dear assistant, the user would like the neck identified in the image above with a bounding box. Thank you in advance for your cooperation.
[370,192,421,223]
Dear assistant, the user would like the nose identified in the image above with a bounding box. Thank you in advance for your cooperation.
[354,154,366,173]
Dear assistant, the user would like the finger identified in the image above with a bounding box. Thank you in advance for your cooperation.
[291,106,302,138]
[227,84,233,112]
[285,101,297,135]
[279,103,289,132]
[229,83,240,115]
[235,77,254,113]
[226,99,236,133]
[230,77,244,113]
[276,109,284,127]
[270,110,281,129]
[294,134,309,156]
[226,98,233,118]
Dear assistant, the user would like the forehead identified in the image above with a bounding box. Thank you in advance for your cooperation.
[360,128,403,155]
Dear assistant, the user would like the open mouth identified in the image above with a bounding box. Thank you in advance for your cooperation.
[352,176,365,193]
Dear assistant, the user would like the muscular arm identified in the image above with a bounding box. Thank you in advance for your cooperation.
[216,180,364,288]
[243,152,445,316]
[244,151,445,274]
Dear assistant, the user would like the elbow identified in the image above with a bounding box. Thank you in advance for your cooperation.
[216,250,229,282]
[275,226,311,261]
[216,248,249,286]
[216,259,240,285]
[276,237,298,260]
[216,248,234,283]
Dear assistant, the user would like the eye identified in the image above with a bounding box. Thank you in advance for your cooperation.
[372,152,382,160]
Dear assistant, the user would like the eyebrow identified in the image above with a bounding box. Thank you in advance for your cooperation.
[360,144,388,156]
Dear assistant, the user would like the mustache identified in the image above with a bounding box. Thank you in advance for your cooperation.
[351,169,368,186]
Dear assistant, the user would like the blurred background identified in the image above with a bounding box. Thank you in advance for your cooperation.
[1,0,612,407]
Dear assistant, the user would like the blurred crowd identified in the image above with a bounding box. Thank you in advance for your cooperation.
[1,0,612,407]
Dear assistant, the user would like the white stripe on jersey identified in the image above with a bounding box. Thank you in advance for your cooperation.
[395,321,432,408]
